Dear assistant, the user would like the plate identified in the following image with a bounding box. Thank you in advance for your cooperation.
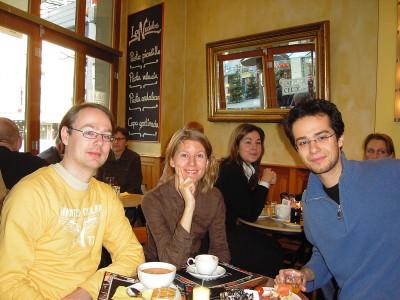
[283,222,302,228]
[186,265,226,281]
[127,282,181,300]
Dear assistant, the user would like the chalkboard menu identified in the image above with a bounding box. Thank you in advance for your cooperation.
[125,4,163,142]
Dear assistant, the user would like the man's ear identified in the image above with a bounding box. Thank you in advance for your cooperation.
[60,126,70,146]
[338,135,344,149]
[15,136,22,151]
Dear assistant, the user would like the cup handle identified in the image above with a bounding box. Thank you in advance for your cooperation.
[187,257,195,266]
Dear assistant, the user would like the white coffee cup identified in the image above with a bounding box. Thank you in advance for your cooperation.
[187,254,218,275]
[276,204,291,221]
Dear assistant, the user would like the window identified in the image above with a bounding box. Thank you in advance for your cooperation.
[40,0,76,30]
[0,26,28,150]
[85,55,111,107]
[85,0,113,46]
[0,1,121,153]
[40,41,75,151]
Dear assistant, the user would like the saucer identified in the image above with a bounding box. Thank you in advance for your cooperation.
[186,265,226,281]
[127,282,181,300]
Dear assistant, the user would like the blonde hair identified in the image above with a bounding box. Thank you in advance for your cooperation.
[161,129,218,192]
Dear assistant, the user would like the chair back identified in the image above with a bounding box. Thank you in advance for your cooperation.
[132,226,148,245]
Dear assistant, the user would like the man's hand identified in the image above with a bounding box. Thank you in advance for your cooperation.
[61,288,92,300]
[275,268,314,292]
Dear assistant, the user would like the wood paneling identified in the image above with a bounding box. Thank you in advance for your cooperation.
[140,156,163,191]
[261,164,309,203]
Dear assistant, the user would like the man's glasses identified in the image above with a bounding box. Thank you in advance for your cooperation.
[295,132,336,150]
[69,127,115,143]
[114,137,126,142]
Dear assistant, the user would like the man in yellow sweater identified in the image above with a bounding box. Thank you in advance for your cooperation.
[0,103,145,299]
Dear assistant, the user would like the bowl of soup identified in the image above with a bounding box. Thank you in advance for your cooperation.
[138,262,176,289]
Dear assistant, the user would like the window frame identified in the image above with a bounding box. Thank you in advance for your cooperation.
[0,1,121,153]
[206,21,330,122]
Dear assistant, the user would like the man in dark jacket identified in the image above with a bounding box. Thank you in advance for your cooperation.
[0,117,48,189]
[97,127,142,194]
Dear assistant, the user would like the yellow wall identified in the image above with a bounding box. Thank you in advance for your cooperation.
[120,0,397,165]
[376,0,399,157]
[118,0,187,157]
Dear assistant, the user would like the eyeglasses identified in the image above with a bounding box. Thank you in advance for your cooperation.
[69,127,115,143]
[295,132,336,150]
[114,137,126,142]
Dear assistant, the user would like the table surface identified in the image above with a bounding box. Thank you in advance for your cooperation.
[119,193,143,208]
[239,216,303,234]
[97,271,308,300]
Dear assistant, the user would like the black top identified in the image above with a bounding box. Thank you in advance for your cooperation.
[38,146,62,164]
[96,148,143,194]
[215,159,268,230]
[323,183,340,204]
[0,146,49,189]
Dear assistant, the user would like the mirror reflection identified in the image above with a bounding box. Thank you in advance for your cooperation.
[207,21,330,122]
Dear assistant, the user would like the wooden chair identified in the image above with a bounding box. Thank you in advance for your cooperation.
[132,226,147,245]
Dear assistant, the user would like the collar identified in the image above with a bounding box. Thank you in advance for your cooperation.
[52,163,89,191]
[242,162,255,180]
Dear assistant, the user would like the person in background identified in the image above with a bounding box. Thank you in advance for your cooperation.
[184,121,204,134]
[363,132,395,160]
[0,103,144,299]
[142,129,230,267]
[0,117,48,190]
[215,123,283,277]
[97,126,143,194]
[276,99,400,299]
[38,136,65,164]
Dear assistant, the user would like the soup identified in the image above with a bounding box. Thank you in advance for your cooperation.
[141,267,172,274]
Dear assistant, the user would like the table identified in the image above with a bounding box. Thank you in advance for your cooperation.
[119,192,143,208]
[97,269,308,300]
[239,217,308,269]
[238,217,303,235]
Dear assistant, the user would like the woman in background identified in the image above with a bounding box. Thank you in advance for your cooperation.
[142,129,230,267]
[363,133,395,160]
[215,123,283,277]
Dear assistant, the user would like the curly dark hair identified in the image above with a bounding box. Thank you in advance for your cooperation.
[283,99,344,149]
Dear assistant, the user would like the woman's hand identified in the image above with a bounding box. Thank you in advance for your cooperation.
[175,167,196,233]
[176,167,196,209]
[261,168,277,185]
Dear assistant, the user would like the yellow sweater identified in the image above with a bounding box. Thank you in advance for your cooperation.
[0,164,144,299]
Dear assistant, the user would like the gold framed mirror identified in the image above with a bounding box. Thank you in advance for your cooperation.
[206,21,330,122]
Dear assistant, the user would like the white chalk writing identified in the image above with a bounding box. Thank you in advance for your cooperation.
[129,18,161,45]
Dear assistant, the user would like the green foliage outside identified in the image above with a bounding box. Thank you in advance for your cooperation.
[227,71,243,103]
[245,74,259,99]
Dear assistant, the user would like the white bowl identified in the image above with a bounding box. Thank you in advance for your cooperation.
[137,261,176,289]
